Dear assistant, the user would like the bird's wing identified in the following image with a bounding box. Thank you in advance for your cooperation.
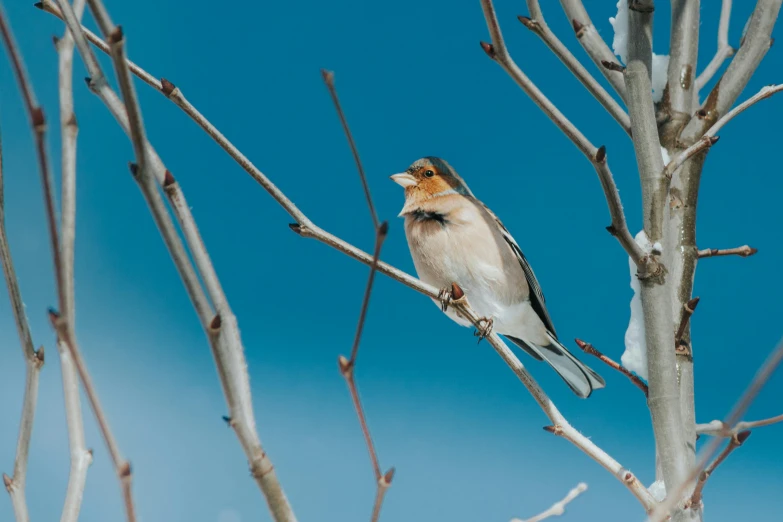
[478,201,558,337]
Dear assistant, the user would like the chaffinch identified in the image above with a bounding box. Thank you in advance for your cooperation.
[391,157,605,398]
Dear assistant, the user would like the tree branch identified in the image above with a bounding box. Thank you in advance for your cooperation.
[0,7,50,521]
[54,2,93,521]
[322,70,379,230]
[324,69,394,522]
[53,1,297,518]
[696,0,734,91]
[575,339,648,396]
[650,337,783,521]
[39,0,309,224]
[697,245,758,258]
[519,2,630,135]
[666,0,700,116]
[478,0,654,273]
[688,431,751,508]
[39,0,651,279]
[682,0,782,142]
[666,83,783,179]
[624,0,690,496]
[558,0,627,101]
[42,3,658,510]
[0,127,42,522]
[512,482,588,522]
[696,414,783,436]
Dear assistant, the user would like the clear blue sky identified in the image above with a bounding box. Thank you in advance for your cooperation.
[1,1,781,521]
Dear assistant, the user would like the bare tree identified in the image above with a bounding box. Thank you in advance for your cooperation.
[1,1,782,521]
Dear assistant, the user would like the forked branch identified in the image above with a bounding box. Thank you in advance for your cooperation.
[55,0,296,519]
[0,6,49,521]
[682,0,782,142]
[323,69,394,522]
[478,0,654,276]
[518,1,630,134]
[667,84,783,179]
[688,431,751,508]
[650,337,783,521]
[43,4,656,510]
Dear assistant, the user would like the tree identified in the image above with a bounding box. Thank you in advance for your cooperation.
[0,0,781,521]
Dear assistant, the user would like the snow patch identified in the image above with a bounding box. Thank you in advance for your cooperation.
[621,230,659,380]
[648,480,666,502]
[609,1,670,102]
[660,147,671,166]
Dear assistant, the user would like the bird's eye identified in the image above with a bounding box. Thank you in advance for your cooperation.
[424,170,435,178]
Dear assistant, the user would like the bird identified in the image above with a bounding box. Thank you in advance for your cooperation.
[390,156,605,398]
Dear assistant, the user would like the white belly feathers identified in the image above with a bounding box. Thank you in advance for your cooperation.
[403,199,535,336]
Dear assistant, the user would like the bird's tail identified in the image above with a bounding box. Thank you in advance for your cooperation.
[506,332,606,398]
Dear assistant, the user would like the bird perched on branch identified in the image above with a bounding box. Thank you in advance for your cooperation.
[391,157,605,398]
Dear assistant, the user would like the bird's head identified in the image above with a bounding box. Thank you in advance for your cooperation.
[390,157,472,212]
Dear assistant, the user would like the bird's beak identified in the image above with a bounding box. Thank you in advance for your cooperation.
[390,173,417,188]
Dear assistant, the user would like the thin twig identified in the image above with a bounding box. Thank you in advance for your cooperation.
[682,0,782,143]
[49,311,136,522]
[54,0,296,517]
[0,7,48,521]
[54,2,93,521]
[575,339,648,396]
[321,70,379,230]
[518,3,630,135]
[696,414,783,437]
[688,431,751,508]
[42,5,656,510]
[338,225,388,477]
[164,173,294,519]
[697,245,758,258]
[478,0,654,275]
[38,0,308,222]
[324,69,394,521]
[696,0,734,91]
[667,84,783,178]
[0,2,63,300]
[674,297,700,348]
[558,0,627,100]
[662,135,719,180]
[39,0,652,291]
[649,337,783,521]
[512,482,588,522]
[0,128,43,522]
[43,3,141,520]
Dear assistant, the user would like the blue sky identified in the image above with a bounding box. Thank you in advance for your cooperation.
[1,1,781,521]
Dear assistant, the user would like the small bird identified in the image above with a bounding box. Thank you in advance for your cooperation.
[391,157,605,398]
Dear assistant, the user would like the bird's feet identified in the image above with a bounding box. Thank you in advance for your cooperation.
[473,317,494,343]
[438,282,466,312]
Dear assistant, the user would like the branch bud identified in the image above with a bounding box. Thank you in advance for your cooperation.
[571,19,586,38]
[479,41,495,59]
